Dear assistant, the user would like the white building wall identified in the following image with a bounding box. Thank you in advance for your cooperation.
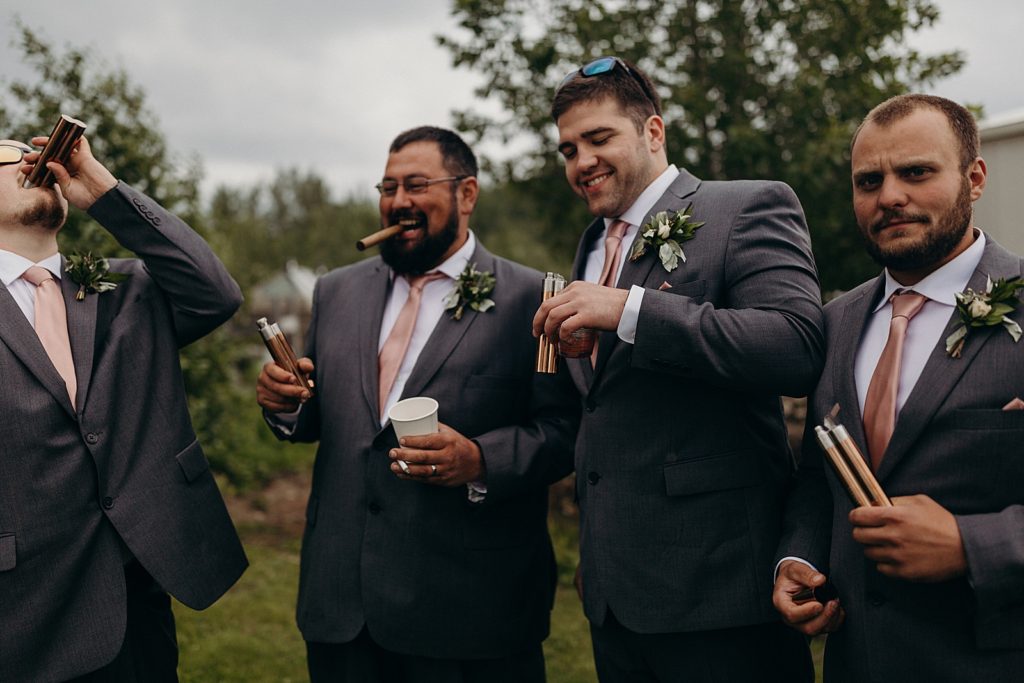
[975,109,1024,255]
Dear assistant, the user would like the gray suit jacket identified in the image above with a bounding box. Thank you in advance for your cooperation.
[779,237,1024,682]
[268,241,578,658]
[0,183,247,682]
[571,169,824,633]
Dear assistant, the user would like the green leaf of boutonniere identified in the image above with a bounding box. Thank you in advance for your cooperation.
[945,275,1024,357]
[443,262,495,321]
[629,203,704,272]
[65,251,130,301]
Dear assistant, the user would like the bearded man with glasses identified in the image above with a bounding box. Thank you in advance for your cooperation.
[0,135,245,682]
[532,57,823,681]
[257,126,578,683]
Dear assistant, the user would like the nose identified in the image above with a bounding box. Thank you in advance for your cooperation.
[390,184,414,209]
[877,176,909,210]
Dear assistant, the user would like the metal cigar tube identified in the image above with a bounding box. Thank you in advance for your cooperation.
[257,317,315,395]
[814,426,873,508]
[536,272,565,373]
[23,115,87,189]
[826,421,892,506]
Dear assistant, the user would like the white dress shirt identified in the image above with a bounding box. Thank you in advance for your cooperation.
[582,165,680,344]
[854,230,986,416]
[0,249,63,327]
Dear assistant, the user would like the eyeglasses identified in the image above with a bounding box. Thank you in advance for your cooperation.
[0,142,32,166]
[556,56,660,114]
[375,175,468,197]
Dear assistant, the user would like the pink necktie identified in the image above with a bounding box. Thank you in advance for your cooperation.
[22,266,77,406]
[863,290,927,470]
[591,220,629,366]
[378,272,447,415]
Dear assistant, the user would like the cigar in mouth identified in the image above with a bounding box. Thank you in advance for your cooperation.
[356,224,404,251]
[23,114,88,189]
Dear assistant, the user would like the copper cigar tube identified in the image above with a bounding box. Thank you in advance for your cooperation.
[826,421,892,507]
[257,317,315,396]
[23,114,87,189]
[536,272,565,373]
[356,224,403,251]
[814,426,873,508]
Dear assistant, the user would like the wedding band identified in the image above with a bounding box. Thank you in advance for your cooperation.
[430,464,438,476]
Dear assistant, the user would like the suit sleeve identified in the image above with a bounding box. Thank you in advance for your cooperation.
[957,506,1024,614]
[87,182,242,347]
[631,182,824,397]
[471,361,579,505]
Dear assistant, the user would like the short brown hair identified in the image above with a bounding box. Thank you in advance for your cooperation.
[389,126,478,178]
[853,94,979,171]
[551,57,662,132]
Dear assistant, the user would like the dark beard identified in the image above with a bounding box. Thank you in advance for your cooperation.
[18,190,66,230]
[380,204,460,275]
[860,177,972,272]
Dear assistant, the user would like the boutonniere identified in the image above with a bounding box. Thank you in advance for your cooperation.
[629,203,705,272]
[443,263,495,321]
[945,275,1024,358]
[65,251,130,301]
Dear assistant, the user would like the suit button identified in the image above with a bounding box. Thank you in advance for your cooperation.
[85,432,99,444]
[101,496,114,510]
[152,216,161,225]
[867,591,886,606]
[368,502,381,515]
[587,471,601,485]
[585,401,597,413]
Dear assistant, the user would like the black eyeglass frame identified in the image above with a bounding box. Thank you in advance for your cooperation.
[375,175,470,197]
[556,56,661,116]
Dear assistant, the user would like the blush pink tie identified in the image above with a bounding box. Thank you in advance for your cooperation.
[22,266,77,406]
[862,290,927,470]
[591,220,629,367]
[378,272,447,415]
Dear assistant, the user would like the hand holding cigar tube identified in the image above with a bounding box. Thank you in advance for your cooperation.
[536,273,566,373]
[257,317,315,396]
[23,114,87,189]
[356,224,403,251]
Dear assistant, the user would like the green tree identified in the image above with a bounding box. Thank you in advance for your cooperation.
[440,0,965,291]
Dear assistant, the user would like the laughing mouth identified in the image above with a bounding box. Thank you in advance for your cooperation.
[581,172,611,189]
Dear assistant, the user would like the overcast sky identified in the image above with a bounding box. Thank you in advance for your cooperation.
[2,0,1021,200]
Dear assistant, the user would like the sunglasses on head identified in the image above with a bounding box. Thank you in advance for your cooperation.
[557,56,660,114]
[0,142,32,166]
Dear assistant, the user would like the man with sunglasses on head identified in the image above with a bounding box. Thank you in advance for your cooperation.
[0,135,246,682]
[533,57,823,681]
[257,126,577,683]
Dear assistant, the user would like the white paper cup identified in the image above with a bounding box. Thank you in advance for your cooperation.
[388,397,439,440]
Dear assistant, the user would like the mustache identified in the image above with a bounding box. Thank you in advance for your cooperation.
[871,210,930,233]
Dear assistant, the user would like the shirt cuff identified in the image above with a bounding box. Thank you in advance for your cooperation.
[616,285,645,344]
[265,405,301,436]
[775,556,818,581]
[467,481,487,504]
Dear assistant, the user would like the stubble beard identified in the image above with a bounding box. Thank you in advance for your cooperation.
[860,177,973,273]
[18,189,67,231]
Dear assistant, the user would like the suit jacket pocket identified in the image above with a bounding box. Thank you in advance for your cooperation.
[655,278,706,302]
[175,439,211,483]
[950,408,1024,431]
[664,450,761,497]
[0,533,15,571]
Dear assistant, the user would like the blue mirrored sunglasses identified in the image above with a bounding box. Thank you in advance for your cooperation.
[0,142,32,166]
[556,56,660,114]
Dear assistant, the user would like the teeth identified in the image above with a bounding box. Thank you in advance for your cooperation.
[399,219,420,226]
[582,174,609,188]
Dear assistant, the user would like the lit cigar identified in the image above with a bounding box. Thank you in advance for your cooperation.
[536,272,566,373]
[23,114,87,189]
[814,426,873,508]
[257,317,315,396]
[356,224,403,251]
[823,415,891,506]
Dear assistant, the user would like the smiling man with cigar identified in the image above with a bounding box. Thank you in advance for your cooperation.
[257,126,577,683]
[0,130,245,681]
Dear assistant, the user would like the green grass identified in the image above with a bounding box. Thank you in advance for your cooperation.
[175,504,822,682]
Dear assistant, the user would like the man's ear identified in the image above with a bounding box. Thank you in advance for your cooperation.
[968,157,987,202]
[646,115,666,154]
[458,176,479,215]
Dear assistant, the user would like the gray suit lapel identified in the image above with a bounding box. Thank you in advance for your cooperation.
[879,239,1022,479]
[593,169,701,377]
[566,220,603,393]
[830,278,883,458]
[0,280,77,418]
[61,258,97,415]
[399,244,493,403]
[360,261,392,422]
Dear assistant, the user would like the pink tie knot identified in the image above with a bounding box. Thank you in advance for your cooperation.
[22,265,56,287]
[890,290,927,321]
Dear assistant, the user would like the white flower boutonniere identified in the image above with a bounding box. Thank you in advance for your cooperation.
[945,275,1024,358]
[443,263,495,321]
[629,203,705,272]
[65,251,130,301]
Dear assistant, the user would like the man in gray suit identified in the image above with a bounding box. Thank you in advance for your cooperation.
[0,134,246,682]
[532,57,822,681]
[775,94,1024,681]
[256,126,577,682]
